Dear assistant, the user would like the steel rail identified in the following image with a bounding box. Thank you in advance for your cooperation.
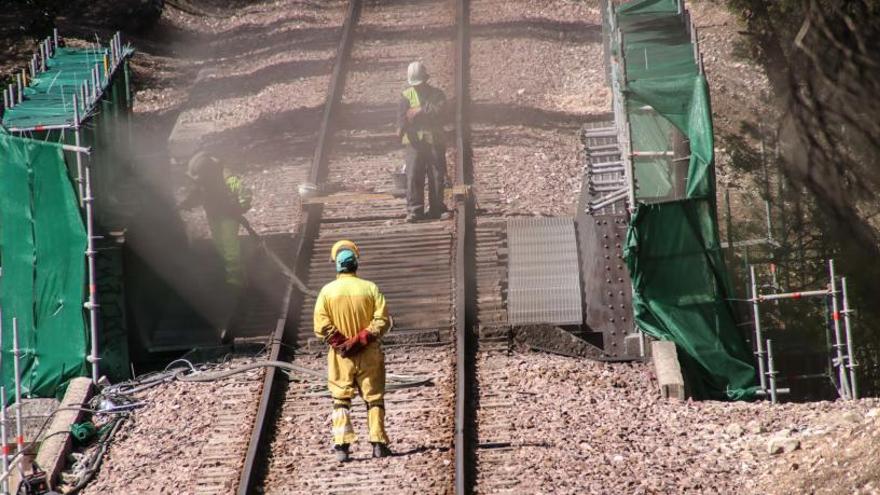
[236,1,362,492]
[453,0,474,493]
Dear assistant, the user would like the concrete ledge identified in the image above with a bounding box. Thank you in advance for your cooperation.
[651,341,686,400]
[35,377,94,489]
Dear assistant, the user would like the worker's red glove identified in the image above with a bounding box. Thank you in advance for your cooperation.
[339,329,375,357]
[325,331,347,353]
[406,107,422,121]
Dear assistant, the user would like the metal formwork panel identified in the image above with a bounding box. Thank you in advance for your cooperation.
[506,217,583,326]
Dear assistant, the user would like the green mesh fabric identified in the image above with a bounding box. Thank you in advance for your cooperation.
[1,45,134,131]
[0,42,134,401]
[617,0,757,399]
[0,134,88,401]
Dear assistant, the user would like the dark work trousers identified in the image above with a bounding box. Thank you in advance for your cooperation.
[405,142,447,216]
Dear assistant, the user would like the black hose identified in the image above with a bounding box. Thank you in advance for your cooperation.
[64,417,125,495]
[173,360,433,392]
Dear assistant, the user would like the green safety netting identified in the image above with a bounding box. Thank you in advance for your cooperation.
[617,0,758,399]
[0,134,88,400]
[1,45,134,131]
[0,43,134,402]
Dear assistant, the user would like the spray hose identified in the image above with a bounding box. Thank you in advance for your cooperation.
[237,216,318,297]
[106,360,431,397]
[108,329,431,398]
[173,360,432,396]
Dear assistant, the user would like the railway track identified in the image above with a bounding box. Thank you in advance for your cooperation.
[237,0,477,493]
[85,0,597,492]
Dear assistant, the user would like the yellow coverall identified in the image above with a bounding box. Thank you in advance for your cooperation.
[181,169,251,287]
[206,172,251,288]
[314,273,390,445]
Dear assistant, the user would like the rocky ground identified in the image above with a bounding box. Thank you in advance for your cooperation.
[471,0,608,217]
[753,407,880,495]
[5,0,879,493]
[476,349,880,494]
[78,357,266,494]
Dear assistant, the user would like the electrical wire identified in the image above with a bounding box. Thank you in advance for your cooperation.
[163,359,197,374]
[38,347,432,491]
[63,416,124,495]
[170,360,433,391]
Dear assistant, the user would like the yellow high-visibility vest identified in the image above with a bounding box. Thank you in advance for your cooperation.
[402,86,438,145]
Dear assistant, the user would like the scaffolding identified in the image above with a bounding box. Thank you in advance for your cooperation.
[0,30,134,493]
[1,30,134,387]
[590,0,706,216]
[590,0,757,400]
[0,317,26,495]
[749,259,859,403]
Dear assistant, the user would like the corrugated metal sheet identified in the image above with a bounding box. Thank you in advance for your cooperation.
[506,217,582,325]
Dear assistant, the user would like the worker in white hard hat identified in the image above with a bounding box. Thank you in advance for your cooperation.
[315,240,392,462]
[397,61,449,222]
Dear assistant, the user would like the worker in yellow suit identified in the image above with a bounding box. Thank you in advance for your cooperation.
[180,151,252,340]
[314,240,392,462]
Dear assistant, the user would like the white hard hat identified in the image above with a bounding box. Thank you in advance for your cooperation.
[407,61,428,86]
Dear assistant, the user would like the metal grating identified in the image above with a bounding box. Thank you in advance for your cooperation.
[506,217,583,326]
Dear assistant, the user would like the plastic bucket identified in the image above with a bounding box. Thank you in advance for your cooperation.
[392,172,407,190]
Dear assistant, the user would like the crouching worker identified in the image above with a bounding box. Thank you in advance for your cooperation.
[314,240,392,462]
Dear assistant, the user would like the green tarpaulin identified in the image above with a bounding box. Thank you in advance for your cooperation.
[617,0,757,399]
[2,46,134,131]
[0,42,133,402]
[0,134,88,400]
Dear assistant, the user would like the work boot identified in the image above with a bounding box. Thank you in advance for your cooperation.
[426,208,451,220]
[334,444,351,462]
[372,442,393,458]
[405,212,423,223]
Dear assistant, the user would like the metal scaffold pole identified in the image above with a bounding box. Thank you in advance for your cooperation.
[766,339,778,404]
[83,139,101,384]
[749,266,767,392]
[73,94,85,204]
[747,259,862,402]
[828,260,851,399]
[0,386,8,495]
[11,320,23,469]
[73,90,100,384]
[840,276,858,399]
[0,313,7,495]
